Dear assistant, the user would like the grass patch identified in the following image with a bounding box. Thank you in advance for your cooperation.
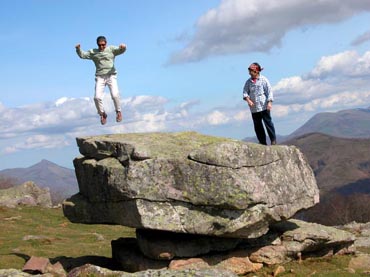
[0,206,134,270]
[245,255,370,276]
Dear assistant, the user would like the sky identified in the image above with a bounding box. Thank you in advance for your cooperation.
[1,0,370,170]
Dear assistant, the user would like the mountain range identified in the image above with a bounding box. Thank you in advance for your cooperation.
[285,132,370,195]
[0,159,78,203]
[283,106,370,196]
[285,106,370,140]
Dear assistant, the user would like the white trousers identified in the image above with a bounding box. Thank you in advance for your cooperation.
[94,74,121,115]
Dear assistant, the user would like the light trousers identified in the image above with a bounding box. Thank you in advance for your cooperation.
[94,74,121,115]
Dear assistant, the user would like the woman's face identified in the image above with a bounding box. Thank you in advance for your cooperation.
[248,68,259,78]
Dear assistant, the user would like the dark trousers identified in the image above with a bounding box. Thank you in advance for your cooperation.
[251,110,276,145]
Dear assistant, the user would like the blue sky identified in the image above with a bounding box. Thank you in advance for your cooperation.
[1,0,370,170]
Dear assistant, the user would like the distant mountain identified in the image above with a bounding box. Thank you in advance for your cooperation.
[285,132,370,194]
[286,107,370,140]
[0,159,78,203]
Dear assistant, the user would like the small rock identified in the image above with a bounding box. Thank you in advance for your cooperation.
[22,256,50,274]
[273,265,285,276]
[217,256,263,275]
[169,258,209,270]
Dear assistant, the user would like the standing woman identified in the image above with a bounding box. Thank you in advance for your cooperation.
[243,62,276,145]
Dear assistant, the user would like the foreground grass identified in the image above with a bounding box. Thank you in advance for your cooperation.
[0,206,369,276]
[0,206,134,270]
[246,255,366,277]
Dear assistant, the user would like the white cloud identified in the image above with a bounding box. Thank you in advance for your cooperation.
[206,110,230,125]
[55,97,74,106]
[3,134,69,154]
[168,0,370,64]
[0,95,195,154]
[233,110,248,121]
[0,98,96,140]
[122,95,168,110]
[274,76,336,104]
[272,105,290,118]
[275,50,370,106]
[309,51,366,77]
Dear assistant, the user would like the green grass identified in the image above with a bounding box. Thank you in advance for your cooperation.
[245,255,370,277]
[0,206,135,270]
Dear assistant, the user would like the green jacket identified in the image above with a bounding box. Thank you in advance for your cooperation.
[76,45,126,76]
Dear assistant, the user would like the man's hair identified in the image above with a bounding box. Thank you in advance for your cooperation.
[96,36,107,44]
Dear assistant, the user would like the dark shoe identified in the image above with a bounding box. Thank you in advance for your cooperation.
[100,112,107,125]
[116,111,122,122]
[271,140,277,145]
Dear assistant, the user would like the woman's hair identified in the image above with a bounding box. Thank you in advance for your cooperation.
[96,36,107,44]
[250,62,263,72]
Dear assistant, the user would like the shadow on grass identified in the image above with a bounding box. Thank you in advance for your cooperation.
[11,253,30,263]
[12,252,121,272]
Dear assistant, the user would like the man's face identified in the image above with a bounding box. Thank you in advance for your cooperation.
[97,40,106,51]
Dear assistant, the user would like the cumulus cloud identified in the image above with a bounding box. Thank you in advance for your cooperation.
[309,51,370,78]
[0,95,202,154]
[3,134,69,154]
[121,95,168,111]
[0,98,95,139]
[168,0,370,64]
[206,110,230,125]
[275,50,370,107]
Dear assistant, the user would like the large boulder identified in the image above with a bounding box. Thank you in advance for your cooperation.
[63,132,319,238]
[0,181,52,208]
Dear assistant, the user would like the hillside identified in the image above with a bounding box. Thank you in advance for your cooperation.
[0,159,78,203]
[285,132,370,194]
[286,107,370,140]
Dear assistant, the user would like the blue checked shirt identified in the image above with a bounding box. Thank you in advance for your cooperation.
[243,75,273,113]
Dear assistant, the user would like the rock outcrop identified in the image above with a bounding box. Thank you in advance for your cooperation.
[0,181,52,208]
[61,131,331,274]
[63,131,319,239]
[339,221,370,249]
[110,219,355,272]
